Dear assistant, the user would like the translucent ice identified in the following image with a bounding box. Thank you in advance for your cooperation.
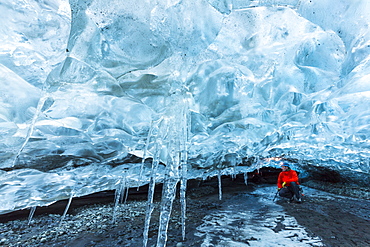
[1,0,370,233]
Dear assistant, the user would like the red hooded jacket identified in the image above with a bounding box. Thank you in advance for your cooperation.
[277,169,300,188]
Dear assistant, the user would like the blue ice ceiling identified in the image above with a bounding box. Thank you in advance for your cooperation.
[1,0,370,214]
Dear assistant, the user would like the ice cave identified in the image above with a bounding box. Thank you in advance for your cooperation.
[1,0,370,246]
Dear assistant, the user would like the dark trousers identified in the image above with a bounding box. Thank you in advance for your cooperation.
[279,182,301,199]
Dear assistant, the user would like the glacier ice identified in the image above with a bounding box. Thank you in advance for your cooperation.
[0,0,370,235]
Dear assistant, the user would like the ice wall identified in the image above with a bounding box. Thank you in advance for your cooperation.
[1,0,370,216]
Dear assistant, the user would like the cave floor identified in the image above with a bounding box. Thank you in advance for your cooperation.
[0,181,369,247]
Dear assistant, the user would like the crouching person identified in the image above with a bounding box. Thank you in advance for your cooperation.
[277,162,302,203]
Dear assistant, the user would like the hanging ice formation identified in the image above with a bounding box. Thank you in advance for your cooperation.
[1,0,370,246]
[142,89,190,246]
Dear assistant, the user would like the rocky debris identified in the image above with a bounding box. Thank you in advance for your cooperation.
[303,180,370,200]
[0,179,244,247]
[0,179,369,246]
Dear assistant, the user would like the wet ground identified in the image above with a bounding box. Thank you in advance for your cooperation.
[0,180,369,247]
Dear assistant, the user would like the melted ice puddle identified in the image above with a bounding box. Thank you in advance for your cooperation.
[195,185,324,247]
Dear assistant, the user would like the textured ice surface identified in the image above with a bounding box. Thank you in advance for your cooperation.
[1,0,370,216]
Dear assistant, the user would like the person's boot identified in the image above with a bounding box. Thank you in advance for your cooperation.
[299,187,304,198]
[293,195,302,203]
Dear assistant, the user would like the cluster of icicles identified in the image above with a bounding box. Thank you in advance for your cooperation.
[15,91,248,246]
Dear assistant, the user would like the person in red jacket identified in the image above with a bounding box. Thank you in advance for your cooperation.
[277,162,302,203]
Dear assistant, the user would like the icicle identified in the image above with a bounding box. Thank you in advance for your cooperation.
[155,117,179,247]
[12,96,47,167]
[123,168,132,203]
[138,119,160,189]
[180,94,190,241]
[54,191,74,240]
[156,175,179,247]
[231,172,236,180]
[180,157,187,241]
[143,140,163,247]
[244,172,248,186]
[156,92,190,246]
[156,137,180,246]
[59,192,73,228]
[112,178,125,224]
[27,206,37,225]
[123,184,129,204]
[143,89,191,247]
[218,172,222,200]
